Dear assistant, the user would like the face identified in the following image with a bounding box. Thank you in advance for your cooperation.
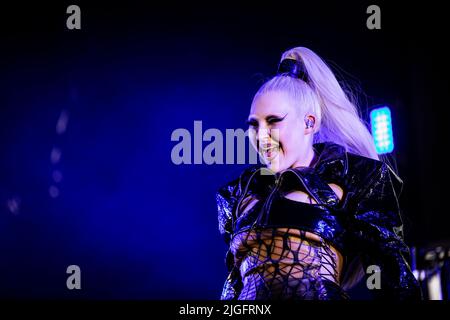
[247,91,315,173]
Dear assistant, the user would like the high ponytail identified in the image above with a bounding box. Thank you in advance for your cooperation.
[253,46,379,160]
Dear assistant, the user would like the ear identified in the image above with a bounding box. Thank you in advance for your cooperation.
[304,114,316,135]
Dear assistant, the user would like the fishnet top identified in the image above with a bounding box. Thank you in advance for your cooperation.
[229,196,347,300]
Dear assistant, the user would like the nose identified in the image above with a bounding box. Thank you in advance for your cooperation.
[258,128,271,140]
[256,128,272,149]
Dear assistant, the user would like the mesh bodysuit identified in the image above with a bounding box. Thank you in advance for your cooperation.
[230,195,349,300]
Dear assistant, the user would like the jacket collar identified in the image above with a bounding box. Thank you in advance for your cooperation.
[311,141,349,179]
[240,142,349,205]
[285,142,349,207]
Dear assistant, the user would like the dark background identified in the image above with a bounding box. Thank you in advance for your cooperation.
[0,1,447,299]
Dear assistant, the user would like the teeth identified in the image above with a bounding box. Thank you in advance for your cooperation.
[263,147,278,158]
[261,145,278,151]
[261,142,275,149]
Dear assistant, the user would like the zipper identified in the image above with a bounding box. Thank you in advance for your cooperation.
[232,167,272,231]
[232,167,322,233]
[258,175,282,226]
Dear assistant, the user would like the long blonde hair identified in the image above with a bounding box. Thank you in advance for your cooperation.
[252,46,379,160]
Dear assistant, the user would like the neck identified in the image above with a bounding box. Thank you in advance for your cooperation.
[291,146,317,168]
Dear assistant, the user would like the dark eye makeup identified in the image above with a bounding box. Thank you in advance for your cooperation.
[267,117,283,124]
[246,114,287,127]
[246,120,258,127]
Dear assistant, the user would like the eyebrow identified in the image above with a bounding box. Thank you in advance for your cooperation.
[246,113,288,124]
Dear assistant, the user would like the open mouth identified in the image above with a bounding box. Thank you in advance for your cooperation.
[260,144,280,161]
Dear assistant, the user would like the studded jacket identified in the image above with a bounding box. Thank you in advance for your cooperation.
[216,141,422,300]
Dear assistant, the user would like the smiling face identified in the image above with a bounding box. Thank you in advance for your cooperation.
[247,91,316,173]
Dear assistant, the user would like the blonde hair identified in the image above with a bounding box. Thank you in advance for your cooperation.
[252,46,379,160]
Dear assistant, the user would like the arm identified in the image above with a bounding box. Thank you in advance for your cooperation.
[216,179,243,300]
[347,162,422,300]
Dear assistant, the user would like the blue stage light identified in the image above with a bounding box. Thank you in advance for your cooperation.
[370,106,394,154]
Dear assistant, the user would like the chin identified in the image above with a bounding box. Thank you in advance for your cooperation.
[264,159,287,174]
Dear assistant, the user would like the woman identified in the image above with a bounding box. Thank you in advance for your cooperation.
[216,47,421,300]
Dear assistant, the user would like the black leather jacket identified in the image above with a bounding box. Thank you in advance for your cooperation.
[216,141,422,300]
